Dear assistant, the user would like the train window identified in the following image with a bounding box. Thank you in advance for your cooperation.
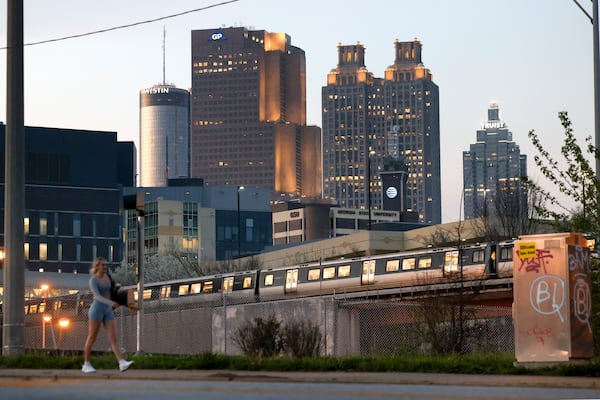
[264,274,274,286]
[323,267,336,279]
[386,260,400,272]
[500,247,513,260]
[24,305,29,315]
[402,258,416,270]
[54,300,62,311]
[418,257,432,269]
[338,265,351,278]
[223,277,234,293]
[203,281,214,293]
[38,302,46,313]
[242,277,253,289]
[178,285,190,296]
[160,286,171,298]
[472,250,485,263]
[308,269,321,281]
[191,283,202,294]
[143,289,152,300]
[444,250,459,273]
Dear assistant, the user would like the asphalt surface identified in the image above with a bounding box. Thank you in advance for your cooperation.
[0,368,598,389]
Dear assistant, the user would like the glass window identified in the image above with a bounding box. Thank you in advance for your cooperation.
[402,258,416,270]
[338,265,351,277]
[191,283,202,294]
[264,274,274,286]
[323,267,336,279]
[386,259,399,272]
[308,269,320,281]
[40,217,47,236]
[472,250,485,263]
[203,281,213,293]
[160,286,171,298]
[418,257,432,269]
[178,285,189,296]
[39,243,47,261]
[242,277,252,289]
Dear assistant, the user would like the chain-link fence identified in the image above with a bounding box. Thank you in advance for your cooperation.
[23,294,514,356]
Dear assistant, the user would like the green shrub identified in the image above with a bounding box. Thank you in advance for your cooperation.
[231,314,282,357]
[281,319,323,358]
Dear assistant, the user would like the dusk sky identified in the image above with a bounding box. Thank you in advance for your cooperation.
[0,0,594,223]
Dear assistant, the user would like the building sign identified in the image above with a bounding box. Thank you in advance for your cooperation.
[209,30,227,41]
[513,232,593,364]
[142,86,170,95]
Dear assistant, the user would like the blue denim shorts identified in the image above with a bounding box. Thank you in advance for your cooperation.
[89,301,115,323]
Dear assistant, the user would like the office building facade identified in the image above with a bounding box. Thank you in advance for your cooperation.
[0,125,135,273]
[463,103,528,220]
[190,27,321,199]
[322,39,440,224]
[139,84,190,187]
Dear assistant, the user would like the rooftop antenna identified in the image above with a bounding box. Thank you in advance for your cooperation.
[162,26,166,85]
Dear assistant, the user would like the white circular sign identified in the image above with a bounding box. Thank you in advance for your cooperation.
[386,186,398,198]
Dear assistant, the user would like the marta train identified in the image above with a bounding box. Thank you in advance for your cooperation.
[22,241,515,321]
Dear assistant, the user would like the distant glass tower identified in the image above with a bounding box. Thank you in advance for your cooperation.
[190,27,321,199]
[463,102,527,220]
[322,39,440,224]
[139,84,190,187]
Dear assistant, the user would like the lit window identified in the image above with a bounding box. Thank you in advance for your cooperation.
[308,269,320,281]
[203,281,214,293]
[242,277,252,289]
[264,274,274,286]
[338,265,351,277]
[386,260,399,272]
[323,267,336,279]
[402,258,415,270]
[223,277,234,292]
[191,283,202,294]
[178,285,189,296]
[39,243,47,261]
[418,257,432,269]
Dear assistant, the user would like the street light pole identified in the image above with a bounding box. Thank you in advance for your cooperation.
[573,0,600,178]
[237,186,245,259]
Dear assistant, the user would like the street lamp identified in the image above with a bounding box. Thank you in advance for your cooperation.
[57,318,70,353]
[42,314,51,349]
[40,283,50,349]
[237,186,245,259]
[366,151,376,230]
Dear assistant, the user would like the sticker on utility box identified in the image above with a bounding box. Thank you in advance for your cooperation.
[518,242,536,258]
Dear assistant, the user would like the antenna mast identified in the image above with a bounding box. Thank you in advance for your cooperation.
[162,26,166,85]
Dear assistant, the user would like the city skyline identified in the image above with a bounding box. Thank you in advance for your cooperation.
[0,0,593,223]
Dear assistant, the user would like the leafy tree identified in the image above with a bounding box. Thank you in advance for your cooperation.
[524,111,600,237]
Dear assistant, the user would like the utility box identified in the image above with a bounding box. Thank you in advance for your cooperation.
[513,232,593,365]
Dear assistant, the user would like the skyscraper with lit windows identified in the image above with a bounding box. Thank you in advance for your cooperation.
[463,103,527,220]
[322,39,440,224]
[190,27,321,199]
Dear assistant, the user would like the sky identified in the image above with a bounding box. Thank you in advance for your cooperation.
[0,0,595,223]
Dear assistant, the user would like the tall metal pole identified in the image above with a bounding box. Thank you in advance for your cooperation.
[237,186,244,259]
[136,210,145,355]
[3,0,25,355]
[593,0,600,178]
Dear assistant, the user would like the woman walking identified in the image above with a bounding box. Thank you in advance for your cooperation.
[82,257,133,373]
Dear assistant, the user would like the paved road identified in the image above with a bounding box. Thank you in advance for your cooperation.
[0,369,599,400]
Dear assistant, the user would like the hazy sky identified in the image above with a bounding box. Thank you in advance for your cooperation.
[0,0,594,223]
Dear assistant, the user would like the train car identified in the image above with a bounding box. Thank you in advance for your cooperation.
[257,242,503,300]
[132,269,259,309]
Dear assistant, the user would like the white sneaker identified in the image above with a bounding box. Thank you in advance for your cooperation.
[119,359,133,372]
[82,362,96,373]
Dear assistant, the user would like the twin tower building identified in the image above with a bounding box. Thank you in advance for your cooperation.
[140,27,526,225]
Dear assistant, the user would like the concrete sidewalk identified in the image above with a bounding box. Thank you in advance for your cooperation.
[0,368,598,389]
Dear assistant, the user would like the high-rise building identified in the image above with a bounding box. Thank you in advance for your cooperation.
[139,84,190,187]
[322,39,441,224]
[190,27,321,199]
[463,102,528,220]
